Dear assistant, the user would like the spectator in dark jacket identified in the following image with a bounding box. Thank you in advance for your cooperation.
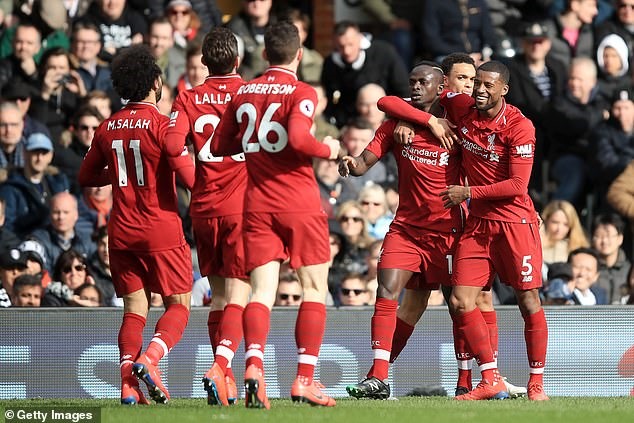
[1,80,51,141]
[0,22,41,93]
[0,133,69,238]
[321,21,409,128]
[87,225,115,306]
[595,33,631,101]
[0,198,19,253]
[595,0,634,52]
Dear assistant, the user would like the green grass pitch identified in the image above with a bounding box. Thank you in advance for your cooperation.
[2,397,634,423]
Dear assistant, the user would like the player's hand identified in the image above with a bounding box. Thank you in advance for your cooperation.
[428,116,458,150]
[323,136,341,160]
[338,155,357,177]
[440,185,470,208]
[394,120,415,145]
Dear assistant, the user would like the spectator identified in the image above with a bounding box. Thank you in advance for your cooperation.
[87,225,115,306]
[188,0,223,34]
[53,106,104,196]
[10,273,41,307]
[595,33,630,100]
[30,192,95,273]
[18,238,51,287]
[0,132,69,238]
[288,9,323,83]
[158,81,174,116]
[314,156,359,219]
[147,16,184,89]
[76,184,112,240]
[540,199,590,265]
[1,79,51,140]
[327,219,348,299]
[335,200,374,275]
[568,247,609,305]
[0,246,27,306]
[592,88,634,197]
[28,48,86,146]
[341,117,389,190]
[338,272,372,306]
[421,0,497,64]
[355,83,386,132]
[274,274,303,307]
[0,22,41,92]
[41,249,94,307]
[621,265,634,303]
[544,0,597,72]
[165,0,201,50]
[82,90,113,119]
[321,21,409,128]
[607,160,634,239]
[175,42,208,93]
[309,82,339,141]
[0,100,26,171]
[544,57,610,207]
[73,282,104,307]
[225,0,276,80]
[543,261,575,305]
[595,0,634,52]
[83,0,147,61]
[358,183,393,240]
[0,197,19,252]
[591,213,631,303]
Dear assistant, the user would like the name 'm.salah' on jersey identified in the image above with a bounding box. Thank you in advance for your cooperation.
[167,74,246,218]
[82,102,186,251]
[213,67,331,213]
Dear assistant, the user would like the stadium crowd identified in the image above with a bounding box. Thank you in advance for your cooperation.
[0,0,633,315]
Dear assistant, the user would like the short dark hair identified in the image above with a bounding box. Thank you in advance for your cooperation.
[13,274,42,292]
[111,45,162,102]
[441,52,475,76]
[592,213,626,235]
[202,27,239,75]
[478,60,510,84]
[343,116,374,132]
[333,20,359,37]
[568,247,601,265]
[264,21,300,65]
[72,105,104,127]
[411,60,444,81]
[52,249,91,282]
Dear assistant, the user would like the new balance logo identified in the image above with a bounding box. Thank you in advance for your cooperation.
[368,381,380,391]
[219,339,233,347]
[122,354,132,360]
[515,144,533,158]
[522,275,533,282]
[247,343,262,350]
[298,348,306,353]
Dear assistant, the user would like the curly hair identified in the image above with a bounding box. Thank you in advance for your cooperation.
[110,44,162,102]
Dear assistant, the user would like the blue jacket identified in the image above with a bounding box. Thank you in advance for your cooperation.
[0,170,70,238]
[30,226,96,273]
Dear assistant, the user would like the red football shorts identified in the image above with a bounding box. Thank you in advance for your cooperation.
[110,244,193,297]
[379,222,460,291]
[192,215,248,280]
[452,216,543,290]
[244,211,330,271]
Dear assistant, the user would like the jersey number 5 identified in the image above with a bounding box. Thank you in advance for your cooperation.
[112,139,144,187]
[237,102,288,153]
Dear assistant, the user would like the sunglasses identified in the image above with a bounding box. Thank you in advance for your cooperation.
[360,201,382,206]
[78,124,98,131]
[341,288,367,296]
[340,216,363,223]
[63,264,86,274]
[279,293,301,301]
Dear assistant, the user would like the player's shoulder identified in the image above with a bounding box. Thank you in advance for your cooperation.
[505,103,535,130]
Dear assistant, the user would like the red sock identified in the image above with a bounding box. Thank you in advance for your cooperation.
[295,302,326,382]
[145,304,190,365]
[243,302,270,370]
[481,310,499,361]
[367,298,398,381]
[207,310,223,355]
[524,308,548,384]
[389,317,415,363]
[215,304,244,371]
[119,313,146,383]
[453,309,496,382]
[453,320,473,390]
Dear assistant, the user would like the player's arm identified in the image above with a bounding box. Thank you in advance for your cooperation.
[167,146,195,191]
[163,94,190,157]
[210,101,242,156]
[78,142,110,187]
[288,113,338,159]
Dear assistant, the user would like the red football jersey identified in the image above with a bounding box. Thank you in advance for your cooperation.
[440,92,538,223]
[80,102,187,251]
[213,67,330,213]
[366,119,464,233]
[166,74,247,217]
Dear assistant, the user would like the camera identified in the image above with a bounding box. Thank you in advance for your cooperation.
[59,74,73,84]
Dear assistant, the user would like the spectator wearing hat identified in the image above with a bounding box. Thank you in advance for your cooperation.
[1,80,51,141]
[505,22,567,202]
[164,0,202,48]
[591,88,634,198]
[0,132,69,238]
[596,33,631,101]
[0,101,26,171]
[596,0,634,53]
[18,238,51,287]
[10,273,42,307]
[0,246,27,307]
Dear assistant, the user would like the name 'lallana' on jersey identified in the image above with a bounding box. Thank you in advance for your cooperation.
[194,92,231,105]
[107,118,151,131]
[237,83,297,96]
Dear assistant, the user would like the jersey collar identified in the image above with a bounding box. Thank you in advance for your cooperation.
[473,98,508,132]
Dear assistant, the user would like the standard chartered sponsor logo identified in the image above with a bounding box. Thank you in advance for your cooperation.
[461,139,490,160]
[401,146,448,166]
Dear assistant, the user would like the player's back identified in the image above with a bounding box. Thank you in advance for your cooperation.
[169,75,247,217]
[229,67,323,213]
[94,102,185,251]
